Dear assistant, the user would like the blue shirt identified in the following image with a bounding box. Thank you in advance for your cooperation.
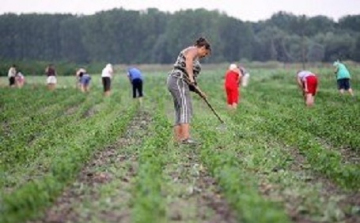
[128,68,143,81]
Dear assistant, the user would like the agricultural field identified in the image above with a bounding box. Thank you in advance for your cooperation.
[0,64,359,223]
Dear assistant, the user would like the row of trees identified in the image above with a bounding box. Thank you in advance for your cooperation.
[0,8,359,64]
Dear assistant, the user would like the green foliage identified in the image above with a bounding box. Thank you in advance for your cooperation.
[0,10,359,64]
[0,83,138,223]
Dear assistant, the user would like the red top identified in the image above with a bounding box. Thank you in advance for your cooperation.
[224,70,239,89]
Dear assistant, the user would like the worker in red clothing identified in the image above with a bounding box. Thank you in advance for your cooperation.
[224,63,242,110]
[296,70,318,107]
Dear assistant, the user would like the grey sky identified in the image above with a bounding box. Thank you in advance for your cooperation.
[0,0,359,21]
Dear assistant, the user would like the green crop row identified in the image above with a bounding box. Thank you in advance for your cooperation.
[192,114,290,223]
[0,87,73,123]
[258,108,359,189]
[201,68,359,190]
[1,92,104,191]
[0,95,138,223]
[246,78,360,189]
[1,91,89,170]
[261,83,360,151]
[224,94,357,222]
[131,96,172,223]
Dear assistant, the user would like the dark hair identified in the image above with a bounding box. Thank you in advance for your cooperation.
[194,37,211,51]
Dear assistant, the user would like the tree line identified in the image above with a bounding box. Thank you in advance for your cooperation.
[0,8,359,65]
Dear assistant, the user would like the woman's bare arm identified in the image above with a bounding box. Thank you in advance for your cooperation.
[184,47,198,83]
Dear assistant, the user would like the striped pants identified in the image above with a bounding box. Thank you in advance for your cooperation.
[167,74,193,125]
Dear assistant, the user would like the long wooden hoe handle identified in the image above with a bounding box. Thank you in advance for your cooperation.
[183,77,225,124]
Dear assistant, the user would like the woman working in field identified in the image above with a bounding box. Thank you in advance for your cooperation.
[296,70,318,107]
[15,71,25,88]
[45,64,57,91]
[224,63,241,110]
[167,37,211,145]
[8,64,17,87]
[333,60,354,96]
[76,68,91,93]
[239,65,250,87]
[101,63,114,97]
[127,67,144,104]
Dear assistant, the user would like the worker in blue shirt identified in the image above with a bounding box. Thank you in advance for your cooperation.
[127,67,144,104]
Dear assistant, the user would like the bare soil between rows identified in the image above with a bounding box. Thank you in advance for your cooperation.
[165,150,238,223]
[316,137,359,166]
[164,102,238,222]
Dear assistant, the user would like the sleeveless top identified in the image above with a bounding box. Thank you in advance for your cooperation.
[172,48,201,78]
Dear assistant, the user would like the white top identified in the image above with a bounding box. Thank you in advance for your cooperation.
[229,64,237,71]
[8,67,16,77]
[297,70,314,81]
[101,64,113,78]
[17,72,24,79]
[76,68,86,76]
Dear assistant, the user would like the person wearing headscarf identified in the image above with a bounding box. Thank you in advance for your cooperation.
[296,70,318,107]
[224,63,241,110]
[101,63,114,96]
[167,37,211,145]
[333,60,354,96]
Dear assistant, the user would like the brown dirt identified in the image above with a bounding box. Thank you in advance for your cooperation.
[339,147,360,165]
[82,106,98,118]
[1,120,11,136]
[196,171,238,223]
[64,105,79,116]
[316,137,359,165]
[165,149,238,223]
[29,110,151,223]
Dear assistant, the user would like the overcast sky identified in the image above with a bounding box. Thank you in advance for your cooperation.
[0,0,359,22]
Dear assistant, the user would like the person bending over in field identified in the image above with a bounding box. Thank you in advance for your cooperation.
[296,70,318,107]
[15,71,25,88]
[239,65,250,87]
[76,68,86,89]
[76,68,91,93]
[333,60,354,96]
[45,64,57,91]
[224,63,241,110]
[127,67,144,105]
[80,70,91,93]
[8,64,17,87]
[167,37,211,145]
[101,63,114,97]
